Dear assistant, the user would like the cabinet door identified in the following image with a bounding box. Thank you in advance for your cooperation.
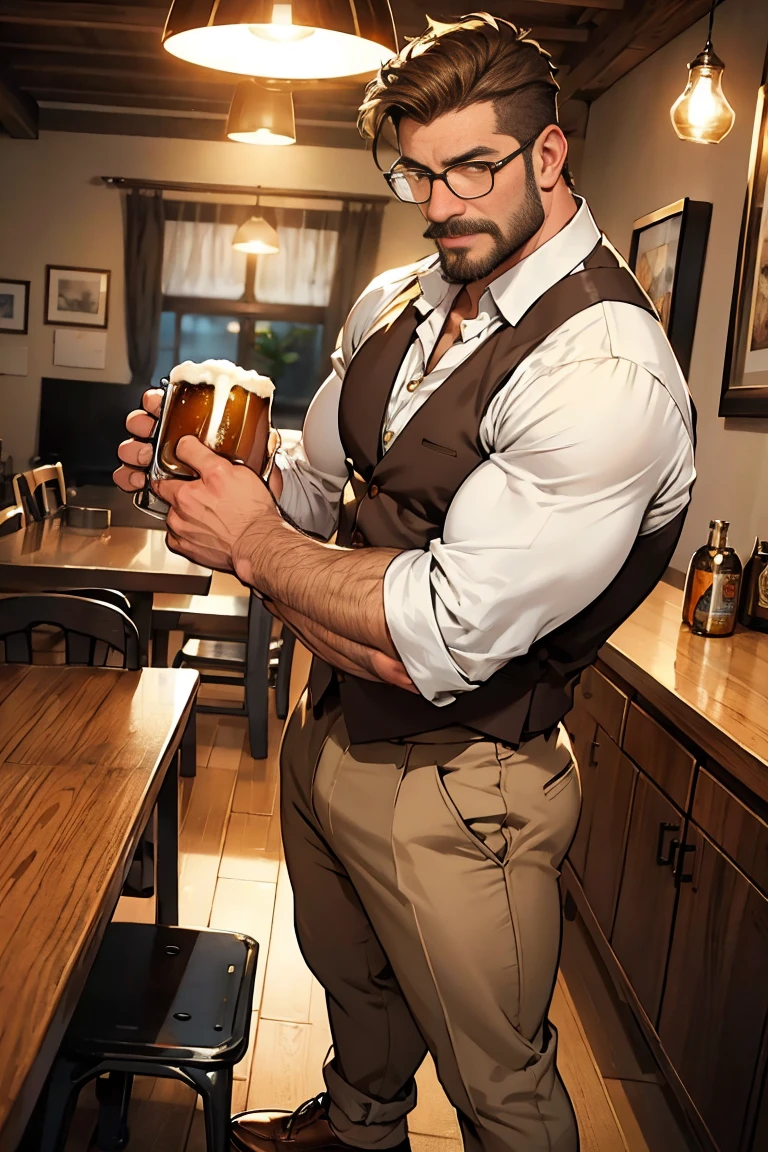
[611,773,682,1023]
[582,735,637,939]
[564,702,598,880]
[659,826,768,1152]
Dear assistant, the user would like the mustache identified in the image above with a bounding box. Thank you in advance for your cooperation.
[423,218,503,241]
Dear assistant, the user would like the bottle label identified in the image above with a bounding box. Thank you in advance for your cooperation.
[758,564,768,610]
[693,572,741,634]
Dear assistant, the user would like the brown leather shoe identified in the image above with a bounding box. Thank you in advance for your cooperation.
[231,1094,411,1152]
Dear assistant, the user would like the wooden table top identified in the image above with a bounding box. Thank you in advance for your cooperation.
[600,581,768,804]
[0,514,211,594]
[0,664,199,1152]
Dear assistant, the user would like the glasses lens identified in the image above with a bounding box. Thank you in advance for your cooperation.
[389,169,430,204]
[445,163,494,199]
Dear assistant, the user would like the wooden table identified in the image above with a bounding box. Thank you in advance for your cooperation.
[0,664,198,1152]
[0,514,211,658]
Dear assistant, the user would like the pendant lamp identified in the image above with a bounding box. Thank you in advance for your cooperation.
[233,198,280,254]
[227,80,296,145]
[163,0,397,81]
[670,0,735,144]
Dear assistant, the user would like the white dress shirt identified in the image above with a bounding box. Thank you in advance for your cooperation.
[274,197,696,706]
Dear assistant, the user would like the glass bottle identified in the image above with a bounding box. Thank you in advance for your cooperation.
[738,537,768,633]
[682,519,742,636]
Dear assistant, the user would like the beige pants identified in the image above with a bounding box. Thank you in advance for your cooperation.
[279,689,582,1152]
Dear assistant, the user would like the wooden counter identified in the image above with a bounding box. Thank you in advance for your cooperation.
[562,577,768,1152]
[598,580,768,804]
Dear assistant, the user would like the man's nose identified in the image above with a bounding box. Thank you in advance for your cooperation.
[424,178,466,222]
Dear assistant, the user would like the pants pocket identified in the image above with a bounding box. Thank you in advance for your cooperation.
[543,758,577,800]
[433,744,510,864]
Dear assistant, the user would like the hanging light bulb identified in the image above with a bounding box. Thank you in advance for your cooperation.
[670,0,735,144]
[227,80,296,146]
[163,0,397,81]
[233,196,280,254]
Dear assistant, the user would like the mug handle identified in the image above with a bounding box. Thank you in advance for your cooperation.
[133,378,170,519]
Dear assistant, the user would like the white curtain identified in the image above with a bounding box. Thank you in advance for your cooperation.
[162,208,247,298]
[255,209,338,306]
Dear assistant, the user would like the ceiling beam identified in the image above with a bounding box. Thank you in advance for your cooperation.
[0,3,164,34]
[524,0,624,8]
[559,0,711,101]
[0,60,38,136]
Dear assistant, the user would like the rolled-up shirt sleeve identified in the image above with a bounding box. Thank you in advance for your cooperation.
[274,359,347,539]
[384,357,694,705]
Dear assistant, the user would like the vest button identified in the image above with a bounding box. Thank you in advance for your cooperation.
[369,484,380,498]
[351,530,365,547]
[382,430,394,444]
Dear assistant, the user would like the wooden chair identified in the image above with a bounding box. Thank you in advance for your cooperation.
[38,923,259,1152]
[171,592,275,759]
[0,593,140,669]
[12,461,67,526]
[0,503,22,538]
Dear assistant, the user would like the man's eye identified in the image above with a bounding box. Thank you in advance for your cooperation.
[455,163,488,176]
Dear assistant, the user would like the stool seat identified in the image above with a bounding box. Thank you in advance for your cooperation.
[64,923,257,1065]
[40,924,259,1152]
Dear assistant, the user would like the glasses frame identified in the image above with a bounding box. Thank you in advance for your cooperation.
[384,135,538,204]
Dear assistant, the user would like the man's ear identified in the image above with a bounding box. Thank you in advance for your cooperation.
[537,125,569,193]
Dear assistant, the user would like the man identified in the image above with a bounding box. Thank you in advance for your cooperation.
[115,15,696,1152]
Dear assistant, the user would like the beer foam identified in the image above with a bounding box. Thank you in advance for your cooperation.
[169,359,275,398]
[169,360,274,454]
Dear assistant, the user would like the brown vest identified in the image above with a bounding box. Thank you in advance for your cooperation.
[308,241,693,743]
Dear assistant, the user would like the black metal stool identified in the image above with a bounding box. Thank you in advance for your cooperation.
[39,923,259,1152]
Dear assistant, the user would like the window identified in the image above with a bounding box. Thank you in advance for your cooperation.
[153,202,339,428]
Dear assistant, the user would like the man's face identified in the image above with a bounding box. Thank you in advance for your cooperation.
[397,101,545,283]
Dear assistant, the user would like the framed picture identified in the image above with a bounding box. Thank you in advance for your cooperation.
[44,265,110,329]
[629,198,712,379]
[721,56,768,416]
[0,279,30,335]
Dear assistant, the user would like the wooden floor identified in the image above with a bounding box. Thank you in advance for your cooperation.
[62,624,696,1152]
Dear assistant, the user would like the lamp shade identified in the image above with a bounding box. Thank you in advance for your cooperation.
[227,81,296,145]
[232,215,280,254]
[670,46,735,144]
[163,0,397,80]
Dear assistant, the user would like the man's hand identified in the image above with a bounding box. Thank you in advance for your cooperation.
[155,436,278,572]
[113,388,164,492]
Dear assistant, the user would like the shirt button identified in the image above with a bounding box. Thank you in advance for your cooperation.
[383,430,394,444]
[369,484,380,498]
[406,377,423,392]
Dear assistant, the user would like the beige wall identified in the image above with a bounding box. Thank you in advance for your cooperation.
[0,131,431,467]
[579,0,768,568]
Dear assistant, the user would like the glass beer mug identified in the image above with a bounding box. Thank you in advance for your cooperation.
[134,359,281,519]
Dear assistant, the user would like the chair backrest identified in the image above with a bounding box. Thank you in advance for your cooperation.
[12,462,67,526]
[0,504,22,538]
[0,594,141,670]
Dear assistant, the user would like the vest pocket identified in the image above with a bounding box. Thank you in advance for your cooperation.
[421,437,458,457]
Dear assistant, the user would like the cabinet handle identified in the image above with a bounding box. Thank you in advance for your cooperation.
[588,738,600,767]
[675,843,696,884]
[656,821,680,866]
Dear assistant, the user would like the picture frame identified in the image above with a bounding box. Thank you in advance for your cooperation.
[629,198,712,379]
[44,265,110,329]
[0,279,30,335]
[720,57,768,417]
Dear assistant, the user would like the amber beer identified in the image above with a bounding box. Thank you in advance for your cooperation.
[135,359,277,518]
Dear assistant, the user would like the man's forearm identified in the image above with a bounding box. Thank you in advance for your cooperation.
[234,514,403,659]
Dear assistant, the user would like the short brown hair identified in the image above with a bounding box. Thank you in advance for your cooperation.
[358,13,572,187]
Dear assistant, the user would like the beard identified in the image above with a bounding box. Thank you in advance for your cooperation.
[424,160,545,283]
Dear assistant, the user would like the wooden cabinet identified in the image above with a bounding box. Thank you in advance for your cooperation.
[563,700,598,880]
[658,824,768,1152]
[580,663,628,743]
[581,733,636,939]
[611,773,682,1025]
[623,702,695,811]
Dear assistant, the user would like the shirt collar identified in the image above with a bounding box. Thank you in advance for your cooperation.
[413,195,601,326]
